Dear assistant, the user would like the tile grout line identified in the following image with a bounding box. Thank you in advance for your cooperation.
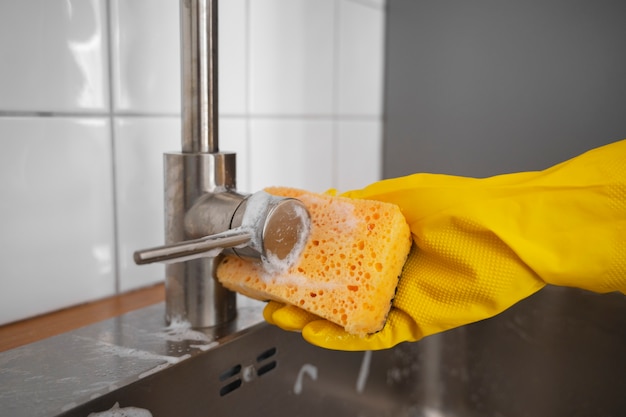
[104,0,121,295]
[331,0,341,189]
[345,0,385,11]
[380,1,389,181]
[0,112,382,121]
[244,0,252,191]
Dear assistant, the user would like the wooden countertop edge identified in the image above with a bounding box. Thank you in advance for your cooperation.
[0,283,165,353]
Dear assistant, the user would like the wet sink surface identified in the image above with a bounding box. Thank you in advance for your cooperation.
[1,286,625,417]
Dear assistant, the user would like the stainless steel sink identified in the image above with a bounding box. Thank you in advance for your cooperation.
[1,286,624,417]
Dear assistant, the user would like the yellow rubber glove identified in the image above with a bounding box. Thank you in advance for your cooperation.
[264,139,626,351]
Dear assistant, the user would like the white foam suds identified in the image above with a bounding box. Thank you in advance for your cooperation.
[293,364,318,395]
[241,191,311,277]
[262,201,311,276]
[88,402,152,417]
[190,341,219,351]
[161,318,211,343]
[240,191,272,249]
[271,273,342,290]
[75,335,191,387]
[137,363,169,380]
[300,193,359,232]
[355,351,372,394]
[84,338,181,365]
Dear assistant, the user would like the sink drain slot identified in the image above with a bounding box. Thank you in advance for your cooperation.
[219,364,242,397]
[219,379,242,396]
[256,361,277,377]
[219,364,242,381]
[218,347,278,397]
[256,347,278,378]
[219,364,243,397]
[256,347,277,362]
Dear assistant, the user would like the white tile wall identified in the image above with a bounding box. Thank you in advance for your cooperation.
[110,0,181,114]
[249,119,335,192]
[0,117,116,324]
[0,0,109,112]
[218,0,248,115]
[219,118,250,191]
[337,120,383,191]
[249,0,336,115]
[0,0,386,325]
[337,0,385,116]
[114,117,180,292]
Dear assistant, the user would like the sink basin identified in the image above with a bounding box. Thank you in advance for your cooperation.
[1,286,624,417]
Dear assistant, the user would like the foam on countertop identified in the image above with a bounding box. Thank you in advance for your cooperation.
[160,318,211,343]
[88,402,152,417]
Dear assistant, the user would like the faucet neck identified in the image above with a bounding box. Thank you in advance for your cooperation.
[180,0,219,154]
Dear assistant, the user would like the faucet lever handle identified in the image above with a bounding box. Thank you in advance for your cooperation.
[133,191,311,268]
[133,229,252,265]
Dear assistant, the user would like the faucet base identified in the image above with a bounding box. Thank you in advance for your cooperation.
[165,257,237,327]
[164,151,238,328]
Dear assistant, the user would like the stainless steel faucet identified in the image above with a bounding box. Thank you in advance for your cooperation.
[133,0,310,328]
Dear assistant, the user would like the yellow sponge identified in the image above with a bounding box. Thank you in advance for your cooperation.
[216,187,412,335]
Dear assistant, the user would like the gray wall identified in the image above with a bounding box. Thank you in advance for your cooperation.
[383,0,626,178]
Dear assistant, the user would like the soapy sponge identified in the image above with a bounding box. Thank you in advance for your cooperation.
[216,187,412,336]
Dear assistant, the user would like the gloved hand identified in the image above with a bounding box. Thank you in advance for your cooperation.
[264,139,626,351]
